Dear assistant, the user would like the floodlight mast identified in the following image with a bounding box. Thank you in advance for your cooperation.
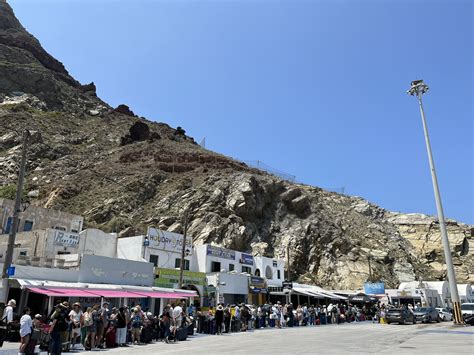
[407,80,464,325]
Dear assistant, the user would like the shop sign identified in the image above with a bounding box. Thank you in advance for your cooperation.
[206,245,235,260]
[282,280,293,290]
[146,228,193,255]
[250,276,265,287]
[240,253,254,265]
[364,282,385,295]
[250,287,267,294]
[53,231,80,247]
[154,267,206,287]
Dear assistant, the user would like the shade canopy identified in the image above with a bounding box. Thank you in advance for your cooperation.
[27,286,196,299]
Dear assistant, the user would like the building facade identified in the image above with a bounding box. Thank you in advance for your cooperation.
[0,198,84,234]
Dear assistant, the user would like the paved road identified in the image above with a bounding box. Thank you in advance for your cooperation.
[2,322,473,354]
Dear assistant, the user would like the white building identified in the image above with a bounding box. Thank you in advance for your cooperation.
[457,284,473,303]
[254,256,285,287]
[117,229,193,270]
[398,281,450,307]
[0,228,117,268]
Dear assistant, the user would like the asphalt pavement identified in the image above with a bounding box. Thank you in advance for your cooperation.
[1,321,473,354]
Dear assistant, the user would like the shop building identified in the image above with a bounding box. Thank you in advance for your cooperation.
[0,198,83,234]
[117,228,205,304]
[0,228,117,268]
[253,256,285,287]
[1,254,196,317]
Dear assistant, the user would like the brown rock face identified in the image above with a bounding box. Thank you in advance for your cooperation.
[0,2,471,290]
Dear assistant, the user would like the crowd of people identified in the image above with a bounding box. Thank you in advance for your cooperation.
[2,297,385,354]
[195,301,379,334]
[2,299,194,354]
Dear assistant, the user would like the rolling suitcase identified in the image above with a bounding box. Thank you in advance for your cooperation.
[105,327,117,348]
[176,327,187,341]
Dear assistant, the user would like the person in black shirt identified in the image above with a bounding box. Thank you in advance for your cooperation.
[215,304,224,335]
[115,307,127,347]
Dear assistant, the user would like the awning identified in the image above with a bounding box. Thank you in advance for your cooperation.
[27,287,100,297]
[293,287,323,299]
[131,291,187,299]
[26,286,196,299]
[88,290,137,298]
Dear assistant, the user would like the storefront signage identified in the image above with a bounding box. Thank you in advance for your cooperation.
[53,231,80,247]
[154,268,206,287]
[250,276,265,287]
[147,228,193,255]
[206,245,235,260]
[364,282,385,295]
[250,287,267,294]
[240,253,254,265]
[282,280,293,290]
[79,254,154,286]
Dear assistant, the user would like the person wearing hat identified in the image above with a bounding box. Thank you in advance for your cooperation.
[69,302,83,350]
[215,304,224,335]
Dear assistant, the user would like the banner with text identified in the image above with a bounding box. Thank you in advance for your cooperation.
[147,228,193,255]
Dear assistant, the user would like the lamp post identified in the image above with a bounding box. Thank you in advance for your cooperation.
[407,80,463,324]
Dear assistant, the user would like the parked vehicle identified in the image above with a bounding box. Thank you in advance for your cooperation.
[435,307,453,321]
[386,308,415,325]
[413,307,440,323]
[460,303,474,317]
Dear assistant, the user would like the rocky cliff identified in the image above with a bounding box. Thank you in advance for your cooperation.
[0,1,472,289]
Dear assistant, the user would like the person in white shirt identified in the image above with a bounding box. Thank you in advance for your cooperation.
[69,302,83,349]
[172,303,183,328]
[19,307,32,355]
[2,299,16,324]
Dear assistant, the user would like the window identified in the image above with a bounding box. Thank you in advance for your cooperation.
[175,258,190,270]
[255,269,261,276]
[273,260,277,267]
[19,251,27,256]
[229,264,235,272]
[149,254,159,267]
[211,261,221,272]
[54,226,66,231]
[23,220,34,232]
[57,251,70,255]
[71,229,78,233]
[242,266,251,274]
[277,270,281,279]
[5,217,13,234]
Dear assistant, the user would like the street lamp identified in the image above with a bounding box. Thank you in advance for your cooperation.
[407,80,463,324]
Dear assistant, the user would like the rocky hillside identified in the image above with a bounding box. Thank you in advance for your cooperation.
[0,1,471,289]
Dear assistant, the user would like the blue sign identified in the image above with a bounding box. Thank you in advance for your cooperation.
[206,245,235,260]
[250,276,265,286]
[7,266,15,277]
[364,282,385,295]
[240,253,254,266]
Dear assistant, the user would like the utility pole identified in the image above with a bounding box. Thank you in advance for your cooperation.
[1,129,30,304]
[178,208,190,289]
[367,256,373,282]
[286,244,291,281]
[407,80,463,325]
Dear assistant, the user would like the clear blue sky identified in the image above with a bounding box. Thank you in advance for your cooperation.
[10,0,473,224]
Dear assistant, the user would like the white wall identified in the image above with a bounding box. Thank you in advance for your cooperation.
[207,272,249,295]
[194,244,254,274]
[80,229,117,257]
[117,236,144,261]
[254,256,285,286]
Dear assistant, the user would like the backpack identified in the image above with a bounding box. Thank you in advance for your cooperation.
[54,309,68,332]
[132,314,142,328]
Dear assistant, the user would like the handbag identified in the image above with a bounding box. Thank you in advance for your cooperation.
[31,328,41,341]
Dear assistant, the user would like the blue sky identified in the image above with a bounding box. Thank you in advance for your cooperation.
[10,0,473,224]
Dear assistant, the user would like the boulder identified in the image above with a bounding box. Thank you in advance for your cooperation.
[114,104,135,117]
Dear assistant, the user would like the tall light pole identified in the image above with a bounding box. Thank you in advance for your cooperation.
[407,80,463,324]
[1,129,30,304]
